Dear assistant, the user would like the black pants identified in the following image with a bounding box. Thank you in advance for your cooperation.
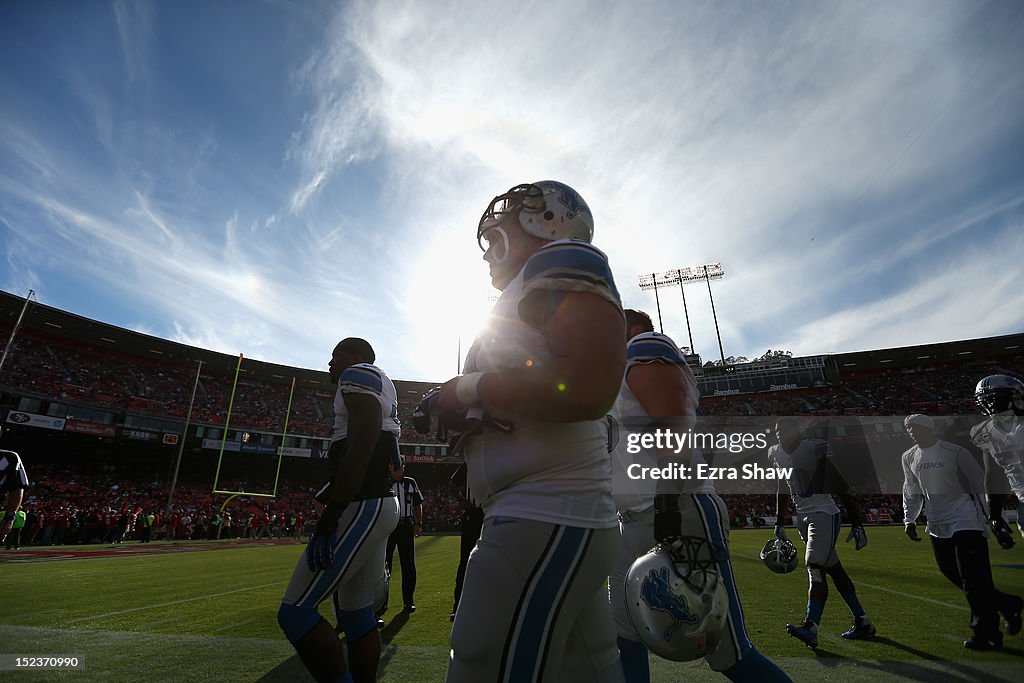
[452,507,485,612]
[386,520,417,607]
[5,526,22,549]
[931,530,1021,638]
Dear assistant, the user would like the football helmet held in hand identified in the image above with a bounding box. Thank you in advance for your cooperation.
[624,537,728,662]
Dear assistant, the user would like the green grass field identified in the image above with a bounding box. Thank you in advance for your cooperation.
[2,527,1023,682]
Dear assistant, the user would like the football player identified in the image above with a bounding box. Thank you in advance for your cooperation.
[431,181,626,682]
[970,375,1024,545]
[609,310,791,682]
[0,425,30,547]
[902,414,1023,651]
[276,338,400,683]
[770,418,874,648]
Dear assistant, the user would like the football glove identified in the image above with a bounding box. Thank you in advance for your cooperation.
[990,517,1016,550]
[774,524,788,542]
[306,502,346,572]
[653,494,682,545]
[846,524,868,551]
[412,387,442,435]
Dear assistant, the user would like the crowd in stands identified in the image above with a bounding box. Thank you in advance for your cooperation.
[3,325,1023,547]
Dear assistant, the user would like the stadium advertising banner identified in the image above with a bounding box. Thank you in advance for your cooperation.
[406,454,436,464]
[199,439,312,458]
[121,428,160,442]
[64,418,117,438]
[5,410,66,431]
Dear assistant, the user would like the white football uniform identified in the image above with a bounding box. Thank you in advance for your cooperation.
[461,239,622,529]
[331,363,401,442]
[450,239,624,683]
[611,331,711,515]
[608,332,758,673]
[970,417,1024,503]
[767,440,840,516]
[902,439,987,538]
[279,361,400,647]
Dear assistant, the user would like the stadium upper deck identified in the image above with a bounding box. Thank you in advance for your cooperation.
[2,289,1022,464]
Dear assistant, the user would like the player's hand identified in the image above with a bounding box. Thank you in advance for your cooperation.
[412,387,442,434]
[306,502,346,571]
[306,528,339,571]
[653,494,681,544]
[413,522,422,538]
[846,524,868,550]
[990,517,1016,550]
[774,524,788,542]
[904,524,921,542]
[436,377,470,416]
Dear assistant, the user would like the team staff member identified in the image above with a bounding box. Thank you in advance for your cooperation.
[385,456,424,613]
[902,414,1023,651]
[276,338,400,683]
[433,180,626,682]
[449,463,484,622]
[0,426,30,547]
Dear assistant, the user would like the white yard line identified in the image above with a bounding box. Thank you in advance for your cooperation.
[63,581,283,624]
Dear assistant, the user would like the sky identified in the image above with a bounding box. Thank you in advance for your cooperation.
[2,0,1023,383]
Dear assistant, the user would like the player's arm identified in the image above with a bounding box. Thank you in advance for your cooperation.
[902,450,924,542]
[440,291,625,422]
[328,393,383,506]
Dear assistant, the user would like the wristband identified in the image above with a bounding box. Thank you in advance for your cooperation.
[456,372,485,406]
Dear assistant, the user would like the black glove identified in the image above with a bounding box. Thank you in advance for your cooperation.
[413,387,442,434]
[653,494,681,545]
[990,516,1016,550]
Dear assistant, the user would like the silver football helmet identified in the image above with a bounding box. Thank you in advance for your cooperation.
[623,537,729,662]
[760,537,799,574]
[975,375,1024,417]
[477,181,594,252]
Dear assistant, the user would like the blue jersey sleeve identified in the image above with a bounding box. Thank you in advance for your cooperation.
[520,239,622,309]
[626,333,688,369]
[339,363,384,397]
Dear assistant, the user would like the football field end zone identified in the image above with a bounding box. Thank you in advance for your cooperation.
[1,625,1022,683]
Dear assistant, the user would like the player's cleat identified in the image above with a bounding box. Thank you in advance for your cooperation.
[840,616,876,640]
[786,621,818,649]
[377,619,385,629]
[1005,598,1023,636]
[964,633,1002,651]
[404,604,416,613]
[449,612,456,622]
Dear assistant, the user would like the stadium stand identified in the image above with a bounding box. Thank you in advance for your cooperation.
[1,290,1021,536]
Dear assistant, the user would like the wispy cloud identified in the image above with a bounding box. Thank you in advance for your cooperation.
[1,0,1022,383]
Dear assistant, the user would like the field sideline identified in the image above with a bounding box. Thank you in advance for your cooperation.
[2,527,1023,681]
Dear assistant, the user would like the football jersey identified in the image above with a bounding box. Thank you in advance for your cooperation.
[331,363,401,443]
[317,363,401,502]
[0,449,29,493]
[970,417,1024,502]
[462,239,622,528]
[902,439,986,538]
[611,332,712,513]
[767,439,840,515]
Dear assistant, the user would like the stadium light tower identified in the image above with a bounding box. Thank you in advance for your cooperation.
[0,289,36,379]
[638,263,726,365]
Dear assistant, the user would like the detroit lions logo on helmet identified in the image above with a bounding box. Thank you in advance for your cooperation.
[640,566,699,640]
[535,180,590,219]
